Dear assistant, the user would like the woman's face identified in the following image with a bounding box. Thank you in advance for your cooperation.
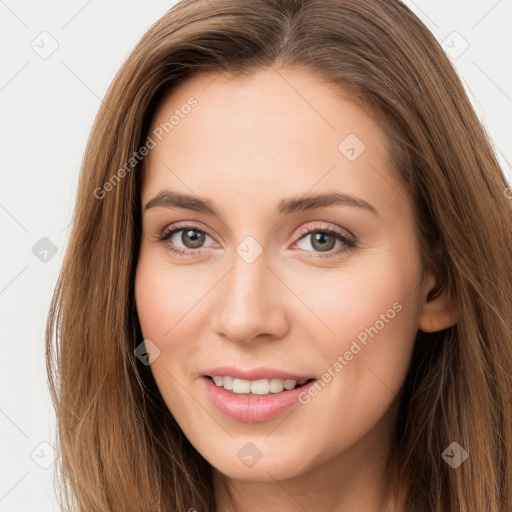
[135,67,435,483]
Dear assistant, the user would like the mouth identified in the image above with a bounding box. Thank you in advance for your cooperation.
[204,375,316,397]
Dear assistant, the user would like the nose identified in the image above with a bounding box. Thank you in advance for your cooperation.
[212,250,289,344]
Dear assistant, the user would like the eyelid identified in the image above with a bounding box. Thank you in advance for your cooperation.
[294,222,356,243]
[155,221,219,245]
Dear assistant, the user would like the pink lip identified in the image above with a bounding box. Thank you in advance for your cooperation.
[201,366,315,381]
[201,376,317,422]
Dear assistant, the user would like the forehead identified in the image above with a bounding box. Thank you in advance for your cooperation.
[142,67,404,217]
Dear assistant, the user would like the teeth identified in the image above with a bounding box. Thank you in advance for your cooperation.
[223,375,234,390]
[269,379,285,393]
[211,376,310,395]
[233,378,252,393]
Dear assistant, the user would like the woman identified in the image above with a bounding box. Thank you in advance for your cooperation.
[45,0,512,511]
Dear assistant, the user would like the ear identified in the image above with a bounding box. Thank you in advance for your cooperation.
[417,273,458,333]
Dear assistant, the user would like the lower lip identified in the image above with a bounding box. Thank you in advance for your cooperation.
[201,376,317,422]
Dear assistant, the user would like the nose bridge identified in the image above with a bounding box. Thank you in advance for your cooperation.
[213,245,285,342]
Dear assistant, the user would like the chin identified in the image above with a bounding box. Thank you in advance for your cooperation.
[207,443,311,482]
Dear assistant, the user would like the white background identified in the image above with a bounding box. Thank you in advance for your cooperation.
[1,1,511,510]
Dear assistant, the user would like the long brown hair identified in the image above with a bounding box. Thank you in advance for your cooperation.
[45,0,512,510]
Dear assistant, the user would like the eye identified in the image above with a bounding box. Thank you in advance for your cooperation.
[157,224,217,257]
[293,223,357,258]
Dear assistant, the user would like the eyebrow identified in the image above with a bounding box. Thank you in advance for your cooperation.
[144,190,379,217]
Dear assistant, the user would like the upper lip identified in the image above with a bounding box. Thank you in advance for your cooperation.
[202,366,316,381]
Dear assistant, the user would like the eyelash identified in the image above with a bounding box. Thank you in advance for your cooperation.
[156,222,357,259]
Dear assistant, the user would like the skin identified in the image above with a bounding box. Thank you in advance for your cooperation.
[134,67,458,512]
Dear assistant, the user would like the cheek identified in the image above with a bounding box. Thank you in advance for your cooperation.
[134,251,207,342]
[292,266,421,447]
[134,250,222,401]
[298,261,416,340]
[297,249,422,389]
[134,253,206,416]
